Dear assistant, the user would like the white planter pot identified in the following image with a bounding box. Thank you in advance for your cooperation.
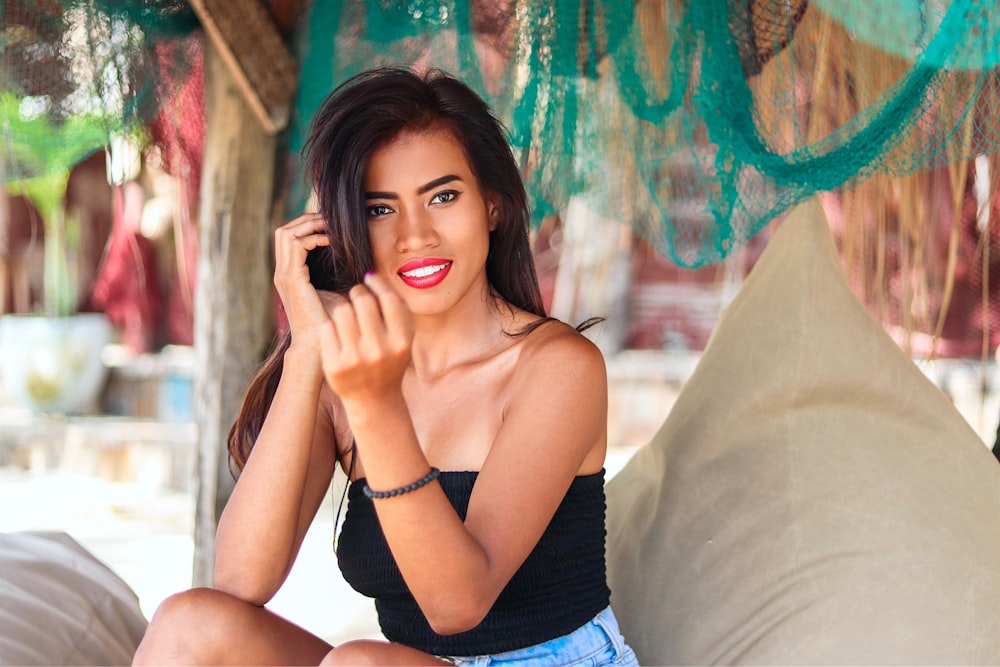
[0,313,112,414]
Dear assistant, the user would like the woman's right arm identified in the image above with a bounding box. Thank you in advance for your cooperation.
[213,346,338,605]
[213,213,341,605]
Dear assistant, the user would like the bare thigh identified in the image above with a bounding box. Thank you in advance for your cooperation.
[321,639,452,666]
[133,587,332,666]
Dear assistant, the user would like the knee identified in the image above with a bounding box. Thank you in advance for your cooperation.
[145,588,228,637]
[132,588,244,665]
[320,640,389,666]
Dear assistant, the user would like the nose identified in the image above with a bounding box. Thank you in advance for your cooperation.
[395,206,439,252]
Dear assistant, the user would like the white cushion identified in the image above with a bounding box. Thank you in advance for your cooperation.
[0,531,147,666]
[606,198,1000,664]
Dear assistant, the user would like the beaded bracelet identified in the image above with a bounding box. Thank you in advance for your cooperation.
[363,467,441,499]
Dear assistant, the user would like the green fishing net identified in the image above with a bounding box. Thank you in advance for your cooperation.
[3,0,999,270]
[289,0,1000,268]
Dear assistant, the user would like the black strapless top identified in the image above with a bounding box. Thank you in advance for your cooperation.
[336,470,611,656]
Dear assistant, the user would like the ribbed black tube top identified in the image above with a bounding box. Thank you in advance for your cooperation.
[336,470,611,656]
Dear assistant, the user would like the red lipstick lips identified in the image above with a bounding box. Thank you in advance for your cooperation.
[397,258,452,289]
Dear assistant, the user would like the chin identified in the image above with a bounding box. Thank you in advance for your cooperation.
[402,292,458,318]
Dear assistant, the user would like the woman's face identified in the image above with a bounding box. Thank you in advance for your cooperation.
[364,127,496,317]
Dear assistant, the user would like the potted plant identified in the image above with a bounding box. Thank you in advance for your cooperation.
[0,98,118,415]
[0,187,114,415]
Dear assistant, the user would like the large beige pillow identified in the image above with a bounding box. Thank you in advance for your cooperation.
[606,198,1000,665]
[0,531,148,666]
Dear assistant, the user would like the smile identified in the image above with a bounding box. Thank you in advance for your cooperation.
[398,259,452,289]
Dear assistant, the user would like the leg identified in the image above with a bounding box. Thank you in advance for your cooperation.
[132,587,332,666]
[321,639,453,666]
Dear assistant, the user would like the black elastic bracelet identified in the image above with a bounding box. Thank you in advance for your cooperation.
[363,467,441,499]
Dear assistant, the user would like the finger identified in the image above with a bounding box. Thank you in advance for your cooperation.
[348,283,384,348]
[276,214,324,239]
[281,212,326,232]
[296,233,330,251]
[274,220,330,275]
[317,290,349,316]
[277,233,329,257]
[362,271,403,303]
[318,316,340,349]
[330,300,362,359]
[363,273,413,343]
[292,213,327,239]
[279,215,328,242]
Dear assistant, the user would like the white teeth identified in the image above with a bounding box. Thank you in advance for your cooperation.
[401,263,449,278]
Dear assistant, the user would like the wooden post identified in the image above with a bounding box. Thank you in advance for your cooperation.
[191,43,279,587]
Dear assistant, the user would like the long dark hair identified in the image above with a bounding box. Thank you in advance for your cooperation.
[228,67,547,470]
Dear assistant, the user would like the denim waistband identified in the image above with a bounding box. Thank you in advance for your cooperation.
[445,606,638,666]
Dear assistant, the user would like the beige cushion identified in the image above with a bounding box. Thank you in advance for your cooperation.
[0,531,147,666]
[606,198,1000,664]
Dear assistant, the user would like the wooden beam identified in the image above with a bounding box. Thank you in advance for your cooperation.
[188,0,298,134]
[192,43,279,586]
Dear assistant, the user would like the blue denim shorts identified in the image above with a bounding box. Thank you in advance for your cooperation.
[444,606,639,666]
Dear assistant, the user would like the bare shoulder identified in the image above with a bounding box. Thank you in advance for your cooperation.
[511,319,607,387]
[498,318,608,475]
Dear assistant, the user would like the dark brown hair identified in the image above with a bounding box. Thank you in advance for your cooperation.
[228,67,547,470]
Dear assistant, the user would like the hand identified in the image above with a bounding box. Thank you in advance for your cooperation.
[273,213,336,348]
[319,273,414,404]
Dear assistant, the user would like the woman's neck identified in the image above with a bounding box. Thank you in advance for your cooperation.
[408,290,525,381]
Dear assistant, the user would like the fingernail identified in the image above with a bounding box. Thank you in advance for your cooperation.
[364,271,375,279]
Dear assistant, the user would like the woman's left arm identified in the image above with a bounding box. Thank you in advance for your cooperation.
[322,277,607,635]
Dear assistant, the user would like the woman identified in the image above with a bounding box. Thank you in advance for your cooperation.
[133,67,637,666]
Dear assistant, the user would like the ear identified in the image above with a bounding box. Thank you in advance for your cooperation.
[487,195,501,232]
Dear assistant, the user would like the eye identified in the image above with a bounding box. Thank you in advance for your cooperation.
[430,190,459,205]
[366,203,394,218]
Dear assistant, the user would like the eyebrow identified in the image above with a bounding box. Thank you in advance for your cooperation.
[365,174,462,200]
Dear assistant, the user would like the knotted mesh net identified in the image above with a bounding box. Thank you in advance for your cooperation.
[290,0,1000,268]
